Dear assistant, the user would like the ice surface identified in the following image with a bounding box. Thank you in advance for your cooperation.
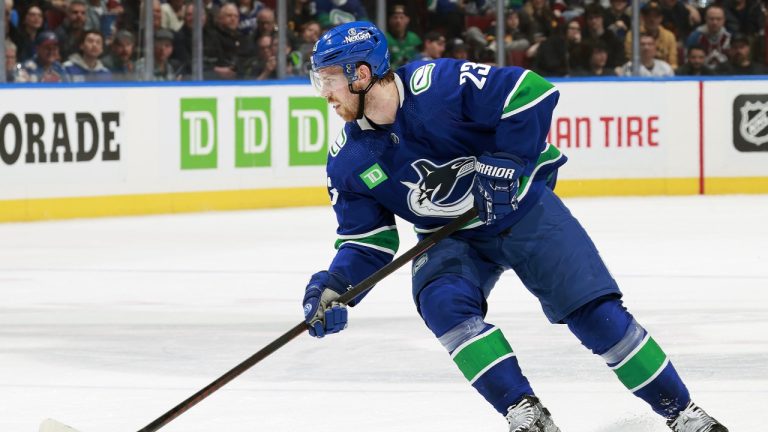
[1,195,766,432]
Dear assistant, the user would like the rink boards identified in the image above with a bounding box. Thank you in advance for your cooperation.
[0,78,766,222]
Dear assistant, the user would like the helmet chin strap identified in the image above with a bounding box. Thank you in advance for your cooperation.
[348,78,378,120]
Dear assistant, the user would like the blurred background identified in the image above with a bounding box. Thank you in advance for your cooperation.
[1,0,766,83]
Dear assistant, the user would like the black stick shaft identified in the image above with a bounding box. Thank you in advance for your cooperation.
[137,208,478,432]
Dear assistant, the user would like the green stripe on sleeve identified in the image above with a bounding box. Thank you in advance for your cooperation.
[335,228,399,255]
[517,143,564,200]
[502,70,556,118]
[452,328,514,382]
[612,336,668,391]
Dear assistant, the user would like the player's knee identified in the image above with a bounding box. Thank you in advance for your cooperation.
[417,274,485,340]
[564,295,634,355]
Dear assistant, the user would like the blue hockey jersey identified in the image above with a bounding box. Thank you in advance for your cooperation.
[325,58,567,291]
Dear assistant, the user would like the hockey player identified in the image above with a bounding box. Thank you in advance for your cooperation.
[302,21,728,432]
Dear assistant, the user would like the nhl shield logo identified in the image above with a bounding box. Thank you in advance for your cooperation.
[733,94,768,152]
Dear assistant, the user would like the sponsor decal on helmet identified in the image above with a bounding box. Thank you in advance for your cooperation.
[343,30,372,44]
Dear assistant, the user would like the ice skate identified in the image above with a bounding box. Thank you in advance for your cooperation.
[505,395,561,432]
[667,401,728,432]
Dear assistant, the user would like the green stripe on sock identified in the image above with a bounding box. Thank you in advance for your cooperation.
[502,71,555,117]
[452,328,514,382]
[335,228,399,254]
[613,336,667,391]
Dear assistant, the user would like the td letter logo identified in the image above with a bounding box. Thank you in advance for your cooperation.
[181,98,217,169]
[289,97,327,166]
[235,97,271,167]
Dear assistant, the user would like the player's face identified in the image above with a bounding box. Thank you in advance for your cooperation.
[311,66,359,122]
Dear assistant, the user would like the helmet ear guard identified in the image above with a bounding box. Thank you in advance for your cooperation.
[347,62,377,120]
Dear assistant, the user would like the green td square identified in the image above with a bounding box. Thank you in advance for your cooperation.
[180,98,217,170]
[360,163,388,189]
[289,97,328,166]
[235,97,271,168]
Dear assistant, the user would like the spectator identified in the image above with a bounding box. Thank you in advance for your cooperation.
[386,4,422,68]
[101,29,137,80]
[478,47,498,65]
[22,31,70,82]
[715,32,768,74]
[63,30,111,81]
[289,0,316,32]
[17,5,45,62]
[131,0,162,34]
[173,3,216,77]
[686,5,732,69]
[315,0,368,28]
[5,39,31,82]
[45,0,68,31]
[55,0,88,60]
[296,20,321,72]
[659,0,700,42]
[445,37,470,59]
[245,34,276,79]
[625,1,678,68]
[412,31,446,62]
[486,10,531,56]
[532,20,588,76]
[161,0,185,31]
[617,33,675,76]
[207,3,253,79]
[723,0,765,36]
[582,4,625,68]
[202,0,217,25]
[675,45,716,75]
[426,0,465,40]
[254,7,276,39]
[84,0,106,32]
[571,41,618,76]
[520,0,559,39]
[605,0,631,41]
[4,0,23,49]
[271,31,302,76]
[136,28,181,80]
[237,0,264,35]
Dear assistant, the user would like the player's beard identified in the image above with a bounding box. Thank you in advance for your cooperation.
[334,95,361,122]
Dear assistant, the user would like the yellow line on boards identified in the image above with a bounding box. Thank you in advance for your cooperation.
[554,178,700,197]
[705,177,768,195]
[1,178,766,223]
[0,187,330,223]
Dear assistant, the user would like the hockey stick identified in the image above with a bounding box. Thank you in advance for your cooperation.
[41,208,478,432]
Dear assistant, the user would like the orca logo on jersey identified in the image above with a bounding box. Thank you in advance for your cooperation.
[401,157,476,217]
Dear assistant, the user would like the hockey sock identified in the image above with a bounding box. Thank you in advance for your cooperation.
[418,276,533,414]
[565,297,691,419]
[445,318,533,414]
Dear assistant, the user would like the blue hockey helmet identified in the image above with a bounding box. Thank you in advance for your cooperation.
[310,21,390,87]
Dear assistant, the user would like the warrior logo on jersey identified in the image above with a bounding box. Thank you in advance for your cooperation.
[401,157,476,217]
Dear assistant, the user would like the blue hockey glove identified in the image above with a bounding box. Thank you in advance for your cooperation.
[472,152,525,225]
[302,271,351,338]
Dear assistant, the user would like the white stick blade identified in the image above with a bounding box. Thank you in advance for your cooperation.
[39,418,82,432]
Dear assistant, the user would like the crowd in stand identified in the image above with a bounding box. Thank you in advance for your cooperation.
[3,0,767,83]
